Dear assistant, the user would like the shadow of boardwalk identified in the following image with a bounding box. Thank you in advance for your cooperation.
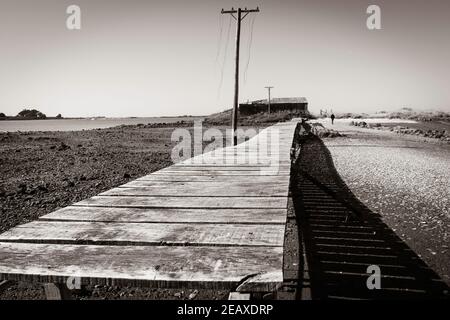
[291,124,450,300]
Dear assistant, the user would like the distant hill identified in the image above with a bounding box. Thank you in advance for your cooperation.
[0,109,67,121]
[17,109,47,119]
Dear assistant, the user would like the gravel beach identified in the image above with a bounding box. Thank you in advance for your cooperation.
[315,119,450,285]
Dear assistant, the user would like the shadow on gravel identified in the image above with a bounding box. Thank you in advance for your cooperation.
[291,122,450,300]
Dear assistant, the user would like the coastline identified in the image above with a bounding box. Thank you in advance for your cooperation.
[0,115,202,121]
[0,117,203,133]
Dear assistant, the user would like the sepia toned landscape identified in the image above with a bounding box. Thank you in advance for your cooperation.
[0,1,449,314]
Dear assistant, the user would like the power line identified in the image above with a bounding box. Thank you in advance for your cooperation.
[215,14,224,65]
[221,7,260,146]
[244,14,256,84]
[217,15,232,99]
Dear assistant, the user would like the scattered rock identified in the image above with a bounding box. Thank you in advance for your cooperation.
[311,124,343,138]
[350,121,450,142]
[65,180,75,188]
[58,142,71,151]
[188,290,198,300]
[18,183,27,194]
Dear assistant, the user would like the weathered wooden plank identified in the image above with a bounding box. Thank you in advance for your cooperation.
[192,153,287,159]
[178,159,291,165]
[195,144,293,150]
[125,179,290,189]
[0,221,285,247]
[208,152,290,155]
[165,166,284,171]
[101,183,287,197]
[40,207,287,224]
[198,145,290,151]
[184,152,290,160]
[183,151,290,156]
[228,292,251,300]
[43,283,73,300]
[177,165,291,171]
[152,170,291,176]
[136,175,290,182]
[0,242,283,290]
[73,196,288,209]
[235,138,293,143]
[178,161,291,167]
[170,162,270,170]
[199,147,262,152]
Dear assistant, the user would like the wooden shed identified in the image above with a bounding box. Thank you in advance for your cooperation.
[239,97,308,115]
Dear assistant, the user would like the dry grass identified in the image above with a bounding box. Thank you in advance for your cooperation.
[205,109,310,126]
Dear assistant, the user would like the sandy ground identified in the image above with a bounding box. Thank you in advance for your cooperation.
[336,118,419,124]
[316,119,450,284]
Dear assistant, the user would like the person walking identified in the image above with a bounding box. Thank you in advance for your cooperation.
[330,113,335,125]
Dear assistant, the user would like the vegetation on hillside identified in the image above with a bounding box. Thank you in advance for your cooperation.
[204,109,311,126]
[17,109,47,119]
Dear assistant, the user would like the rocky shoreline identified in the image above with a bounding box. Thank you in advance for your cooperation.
[349,120,450,143]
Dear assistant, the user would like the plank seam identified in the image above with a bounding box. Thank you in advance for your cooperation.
[0,239,284,248]
[38,218,286,225]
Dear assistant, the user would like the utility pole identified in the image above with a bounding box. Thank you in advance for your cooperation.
[221,7,260,146]
[265,86,274,114]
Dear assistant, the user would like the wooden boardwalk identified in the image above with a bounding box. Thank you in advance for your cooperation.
[0,121,298,293]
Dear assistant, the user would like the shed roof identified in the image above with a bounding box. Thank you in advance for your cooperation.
[249,97,308,105]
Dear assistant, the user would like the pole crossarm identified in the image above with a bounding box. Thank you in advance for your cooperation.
[222,7,259,22]
[221,7,260,17]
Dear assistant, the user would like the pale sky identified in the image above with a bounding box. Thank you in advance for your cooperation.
[0,0,449,117]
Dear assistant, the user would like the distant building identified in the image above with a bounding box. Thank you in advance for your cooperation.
[239,97,308,115]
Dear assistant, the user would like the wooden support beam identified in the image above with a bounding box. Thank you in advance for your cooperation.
[43,283,73,300]
[228,292,251,300]
[0,280,14,293]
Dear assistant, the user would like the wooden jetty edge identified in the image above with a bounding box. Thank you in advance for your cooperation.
[0,121,299,298]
